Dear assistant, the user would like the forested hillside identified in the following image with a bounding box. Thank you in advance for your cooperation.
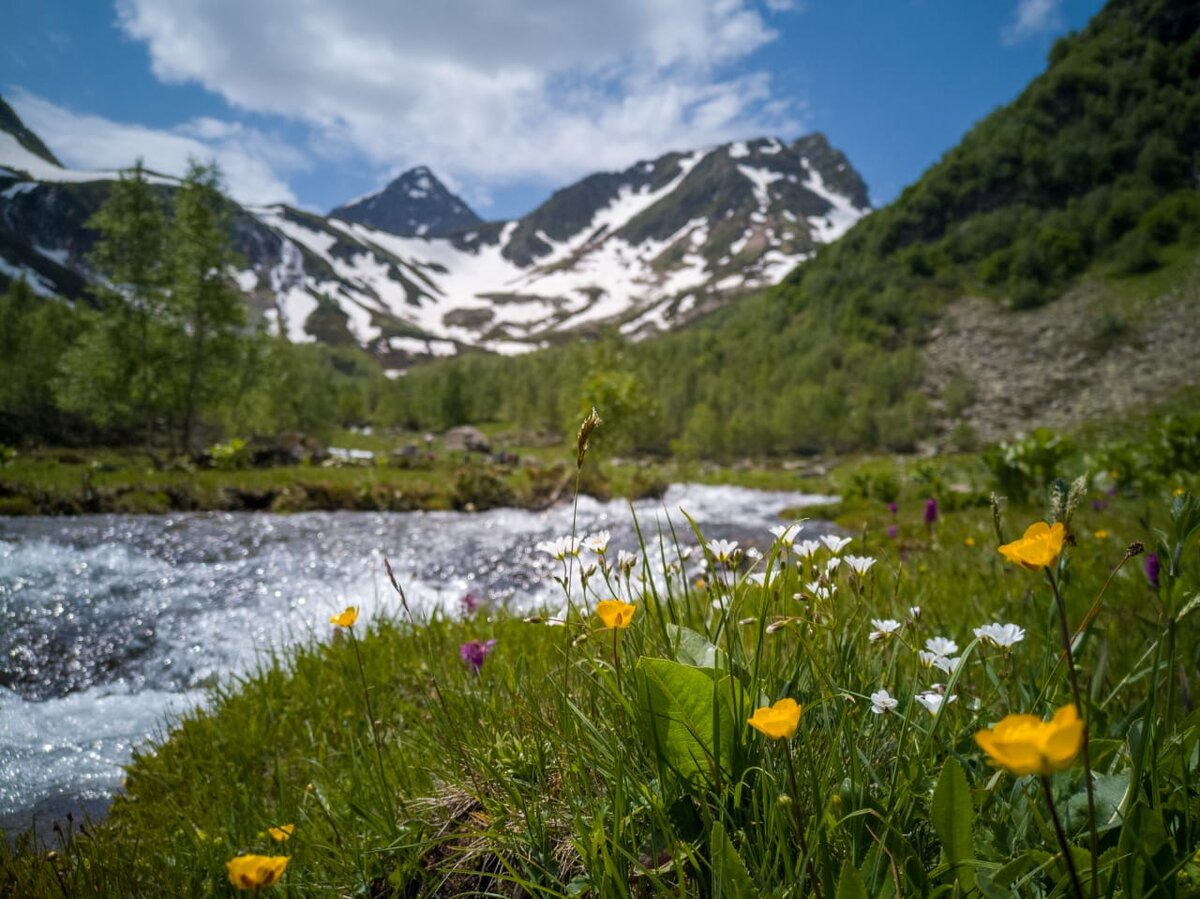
[378,0,1200,456]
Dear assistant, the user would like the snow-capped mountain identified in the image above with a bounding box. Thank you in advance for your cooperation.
[0,95,871,365]
[328,166,480,237]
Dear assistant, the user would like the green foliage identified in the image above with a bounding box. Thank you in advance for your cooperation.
[208,437,249,471]
[983,428,1074,503]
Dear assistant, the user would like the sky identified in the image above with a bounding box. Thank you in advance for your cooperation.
[2,0,1107,219]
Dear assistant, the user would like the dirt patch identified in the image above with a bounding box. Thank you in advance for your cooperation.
[921,257,1200,444]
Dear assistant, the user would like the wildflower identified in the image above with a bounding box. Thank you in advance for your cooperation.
[974,705,1084,776]
[267,824,294,842]
[887,501,898,515]
[461,592,480,615]
[616,550,638,574]
[997,521,1065,571]
[707,539,740,566]
[869,619,902,641]
[769,523,804,544]
[918,649,940,667]
[746,547,763,561]
[925,636,958,657]
[459,639,497,675]
[226,855,290,890]
[805,581,835,601]
[1093,529,1109,540]
[964,536,976,547]
[819,534,852,554]
[748,571,775,587]
[869,689,898,714]
[1091,498,1107,512]
[536,536,581,560]
[1174,487,1186,497]
[886,525,899,540]
[794,539,821,559]
[909,605,921,619]
[915,688,957,715]
[596,599,636,629]
[583,531,611,554]
[824,557,841,576]
[924,498,939,525]
[748,698,803,739]
[329,606,358,628]
[931,655,961,675]
[1144,552,1160,589]
[974,622,1025,648]
[844,555,876,576]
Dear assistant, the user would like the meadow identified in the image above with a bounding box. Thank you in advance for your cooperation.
[2,408,1199,898]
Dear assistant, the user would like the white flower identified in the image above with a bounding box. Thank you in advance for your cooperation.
[909,605,921,619]
[706,539,740,565]
[794,539,822,559]
[844,555,876,576]
[870,689,899,714]
[973,622,1026,648]
[869,618,903,641]
[769,523,804,544]
[931,655,961,675]
[582,530,611,554]
[748,571,773,587]
[616,550,638,573]
[806,581,835,601]
[536,536,581,560]
[925,636,959,657]
[820,534,853,554]
[918,650,940,667]
[825,557,841,576]
[915,688,957,715]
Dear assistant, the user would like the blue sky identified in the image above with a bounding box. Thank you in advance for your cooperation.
[3,0,1105,219]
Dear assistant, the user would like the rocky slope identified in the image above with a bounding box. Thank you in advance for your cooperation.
[0,98,871,366]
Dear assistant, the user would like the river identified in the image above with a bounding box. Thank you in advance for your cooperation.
[0,484,836,834]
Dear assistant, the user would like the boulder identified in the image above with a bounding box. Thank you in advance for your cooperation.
[443,425,491,453]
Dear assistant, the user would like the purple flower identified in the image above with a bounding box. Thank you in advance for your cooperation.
[1144,553,1160,590]
[924,497,939,526]
[887,502,898,515]
[459,639,497,675]
[886,525,899,540]
[461,592,480,615]
[1091,499,1107,512]
[1106,485,1118,498]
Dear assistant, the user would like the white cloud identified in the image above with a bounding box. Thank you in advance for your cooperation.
[1003,0,1063,44]
[113,0,800,189]
[6,89,303,205]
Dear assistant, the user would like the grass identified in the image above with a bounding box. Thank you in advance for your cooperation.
[3,422,1199,896]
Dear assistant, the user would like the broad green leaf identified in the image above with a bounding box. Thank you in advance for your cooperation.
[710,820,756,899]
[1118,802,1174,898]
[667,623,729,670]
[635,657,745,786]
[1064,770,1130,834]
[931,757,976,890]
[836,860,869,899]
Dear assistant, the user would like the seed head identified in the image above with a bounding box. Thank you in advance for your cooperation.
[576,406,602,469]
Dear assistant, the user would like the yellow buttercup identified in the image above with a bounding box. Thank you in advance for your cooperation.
[974,705,1083,776]
[748,698,803,740]
[998,522,1066,571]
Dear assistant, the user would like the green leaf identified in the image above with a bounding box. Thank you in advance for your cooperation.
[635,657,745,787]
[667,623,730,670]
[836,860,869,899]
[1065,770,1130,834]
[710,820,756,899]
[1118,802,1174,898]
[931,757,976,890]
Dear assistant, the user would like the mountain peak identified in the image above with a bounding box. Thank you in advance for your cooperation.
[0,95,62,169]
[329,166,480,238]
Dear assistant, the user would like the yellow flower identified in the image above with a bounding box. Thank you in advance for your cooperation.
[226,855,290,890]
[1174,487,1186,497]
[1093,529,1109,540]
[748,698,803,740]
[998,522,1065,571]
[974,705,1083,776]
[964,536,976,547]
[267,824,294,842]
[596,600,636,629]
[329,606,358,628]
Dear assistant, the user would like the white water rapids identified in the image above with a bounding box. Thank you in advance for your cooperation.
[0,484,837,832]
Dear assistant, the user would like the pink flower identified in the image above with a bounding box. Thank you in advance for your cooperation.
[459,639,497,675]
[461,592,480,615]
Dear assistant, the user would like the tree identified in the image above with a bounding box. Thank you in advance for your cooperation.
[165,160,245,452]
[57,159,171,444]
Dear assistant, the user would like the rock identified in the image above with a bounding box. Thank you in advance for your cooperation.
[248,432,326,467]
[443,426,491,453]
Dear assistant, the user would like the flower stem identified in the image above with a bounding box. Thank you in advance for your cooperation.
[783,747,823,899]
[1045,570,1097,898]
[349,627,396,818]
[612,625,621,693]
[1040,774,1085,899]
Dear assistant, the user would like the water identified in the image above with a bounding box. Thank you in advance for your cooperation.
[0,484,836,831]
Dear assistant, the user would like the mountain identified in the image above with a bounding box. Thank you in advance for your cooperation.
[0,102,870,365]
[384,0,1200,455]
[329,166,480,237]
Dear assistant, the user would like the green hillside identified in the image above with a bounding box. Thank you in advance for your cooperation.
[381,0,1200,456]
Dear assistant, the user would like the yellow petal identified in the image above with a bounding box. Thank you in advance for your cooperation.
[596,600,636,629]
